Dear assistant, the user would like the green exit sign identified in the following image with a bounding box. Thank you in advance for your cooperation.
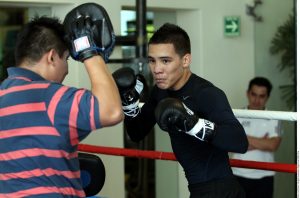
[224,16,240,37]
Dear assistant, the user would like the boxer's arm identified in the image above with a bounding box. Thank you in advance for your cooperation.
[201,88,248,153]
[124,100,157,142]
[211,119,248,153]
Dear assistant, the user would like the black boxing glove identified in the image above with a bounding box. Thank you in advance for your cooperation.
[112,67,144,118]
[155,98,216,142]
[64,3,115,62]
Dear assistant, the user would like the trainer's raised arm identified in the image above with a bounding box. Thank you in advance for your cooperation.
[63,3,124,126]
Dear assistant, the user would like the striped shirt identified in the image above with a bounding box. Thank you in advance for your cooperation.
[0,67,101,197]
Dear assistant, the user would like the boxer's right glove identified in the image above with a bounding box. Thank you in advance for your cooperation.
[155,98,217,142]
[112,67,144,118]
[63,3,115,62]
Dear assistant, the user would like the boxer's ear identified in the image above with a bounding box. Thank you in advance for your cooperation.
[182,53,191,68]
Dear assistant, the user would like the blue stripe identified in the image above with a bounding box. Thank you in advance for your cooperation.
[0,89,48,107]
[0,175,82,193]
[27,193,81,198]
[1,112,52,130]
[0,134,77,153]
[26,193,66,198]
[0,155,80,173]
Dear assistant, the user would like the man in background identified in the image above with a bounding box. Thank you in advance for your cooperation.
[232,77,282,198]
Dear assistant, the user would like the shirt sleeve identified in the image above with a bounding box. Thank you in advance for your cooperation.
[269,120,283,138]
[199,87,249,153]
[45,84,101,144]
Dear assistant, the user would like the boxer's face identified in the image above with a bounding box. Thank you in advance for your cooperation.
[148,43,191,90]
[247,85,269,110]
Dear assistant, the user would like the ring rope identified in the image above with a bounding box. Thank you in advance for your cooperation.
[78,144,296,173]
[139,103,297,121]
[233,109,297,121]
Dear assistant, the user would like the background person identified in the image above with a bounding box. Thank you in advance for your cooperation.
[231,77,282,198]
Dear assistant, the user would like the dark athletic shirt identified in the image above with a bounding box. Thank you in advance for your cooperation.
[125,73,248,185]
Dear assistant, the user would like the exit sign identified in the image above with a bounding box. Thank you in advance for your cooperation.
[224,16,240,36]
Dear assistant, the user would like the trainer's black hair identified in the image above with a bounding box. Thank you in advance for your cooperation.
[15,15,68,66]
[248,77,273,96]
[149,23,191,57]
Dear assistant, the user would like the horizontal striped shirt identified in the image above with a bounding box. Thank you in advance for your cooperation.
[0,67,101,197]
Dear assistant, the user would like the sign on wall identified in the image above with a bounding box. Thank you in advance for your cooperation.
[224,16,240,37]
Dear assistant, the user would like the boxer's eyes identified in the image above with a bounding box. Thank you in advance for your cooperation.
[148,58,155,64]
[162,59,171,64]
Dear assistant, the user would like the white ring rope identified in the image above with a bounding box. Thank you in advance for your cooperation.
[233,109,297,121]
[139,103,297,121]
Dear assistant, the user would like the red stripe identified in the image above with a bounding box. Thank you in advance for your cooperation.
[69,90,85,146]
[0,127,60,139]
[0,102,46,116]
[0,186,85,198]
[0,168,80,181]
[90,96,96,130]
[0,148,78,161]
[0,83,49,97]
[47,86,69,125]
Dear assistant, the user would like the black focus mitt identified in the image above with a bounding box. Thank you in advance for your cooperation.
[79,152,106,197]
[63,3,115,62]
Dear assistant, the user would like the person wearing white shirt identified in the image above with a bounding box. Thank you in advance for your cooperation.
[232,77,282,198]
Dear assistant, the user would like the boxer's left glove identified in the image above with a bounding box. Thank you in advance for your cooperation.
[112,67,144,118]
[155,98,217,142]
[63,3,115,62]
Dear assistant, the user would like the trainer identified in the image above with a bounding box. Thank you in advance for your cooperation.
[0,3,123,197]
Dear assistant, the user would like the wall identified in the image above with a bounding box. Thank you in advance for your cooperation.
[253,1,295,198]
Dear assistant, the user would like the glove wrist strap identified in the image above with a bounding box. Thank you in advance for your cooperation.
[123,100,140,118]
[186,119,215,141]
[135,79,144,94]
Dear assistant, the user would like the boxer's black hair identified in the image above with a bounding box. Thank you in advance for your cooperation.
[15,15,68,66]
[149,23,191,57]
[248,77,273,96]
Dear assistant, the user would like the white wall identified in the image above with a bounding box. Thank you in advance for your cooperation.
[253,1,295,198]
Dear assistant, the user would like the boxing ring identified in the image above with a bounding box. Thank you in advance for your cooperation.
[78,109,297,174]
